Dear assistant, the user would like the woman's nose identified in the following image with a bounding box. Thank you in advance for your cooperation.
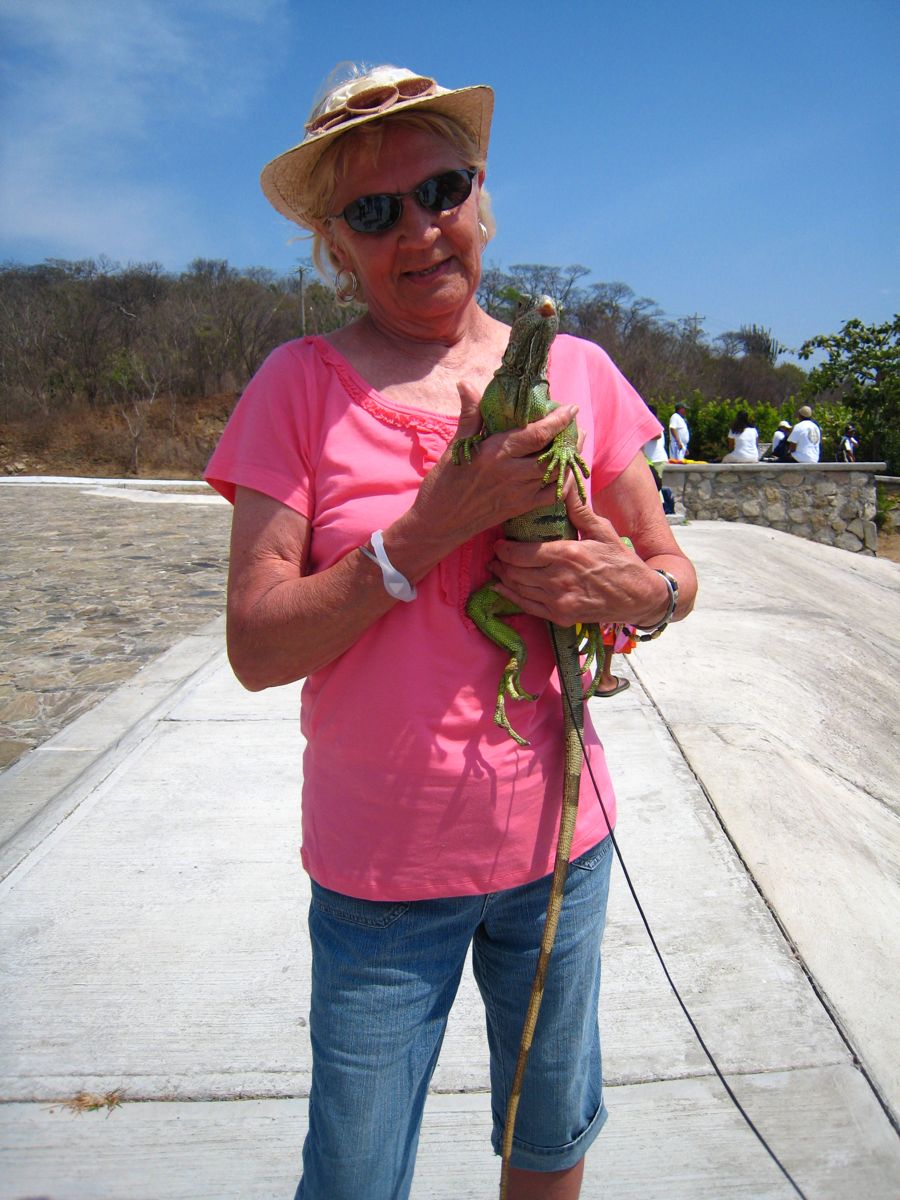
[395,197,442,243]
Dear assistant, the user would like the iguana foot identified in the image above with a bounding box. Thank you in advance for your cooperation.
[495,660,536,746]
[495,707,530,747]
[577,624,605,699]
[537,435,590,501]
[465,586,536,744]
[451,432,486,465]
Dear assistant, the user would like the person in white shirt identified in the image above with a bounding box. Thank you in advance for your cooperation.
[668,404,689,461]
[787,405,822,463]
[722,410,760,462]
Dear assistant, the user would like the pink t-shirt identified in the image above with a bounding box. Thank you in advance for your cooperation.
[205,333,660,901]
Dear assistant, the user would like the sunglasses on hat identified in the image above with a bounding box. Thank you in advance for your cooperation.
[331,168,476,233]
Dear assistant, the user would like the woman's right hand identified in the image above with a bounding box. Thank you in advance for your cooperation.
[407,380,580,550]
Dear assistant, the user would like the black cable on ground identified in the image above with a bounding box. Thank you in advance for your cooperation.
[549,624,809,1200]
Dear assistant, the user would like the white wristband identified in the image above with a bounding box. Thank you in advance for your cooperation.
[360,530,417,603]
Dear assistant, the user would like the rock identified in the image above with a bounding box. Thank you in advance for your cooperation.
[0,737,35,769]
[0,693,41,722]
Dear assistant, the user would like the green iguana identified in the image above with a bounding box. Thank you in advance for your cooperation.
[452,295,605,1199]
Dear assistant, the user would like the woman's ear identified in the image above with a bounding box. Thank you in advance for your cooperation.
[327,238,354,277]
[314,221,349,274]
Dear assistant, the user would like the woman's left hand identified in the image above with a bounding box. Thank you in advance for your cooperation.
[487,453,694,629]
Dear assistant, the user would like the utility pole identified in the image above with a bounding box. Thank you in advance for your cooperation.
[297,261,307,337]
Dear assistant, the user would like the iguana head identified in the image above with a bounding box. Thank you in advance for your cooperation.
[501,294,559,377]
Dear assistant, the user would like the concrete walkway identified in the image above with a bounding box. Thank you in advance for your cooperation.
[1,521,898,1199]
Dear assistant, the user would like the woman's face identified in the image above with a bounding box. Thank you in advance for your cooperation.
[324,124,485,342]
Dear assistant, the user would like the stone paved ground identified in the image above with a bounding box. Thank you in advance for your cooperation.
[0,483,232,771]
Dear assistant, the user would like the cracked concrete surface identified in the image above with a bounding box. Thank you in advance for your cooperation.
[1,496,898,1199]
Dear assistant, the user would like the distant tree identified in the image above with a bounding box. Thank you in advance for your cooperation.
[719,324,787,365]
[799,315,899,469]
[508,263,590,319]
[477,264,517,320]
[103,346,166,474]
[300,277,365,333]
[568,281,667,391]
[799,316,898,414]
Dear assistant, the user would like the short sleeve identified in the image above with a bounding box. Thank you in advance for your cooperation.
[549,335,662,494]
[204,340,317,516]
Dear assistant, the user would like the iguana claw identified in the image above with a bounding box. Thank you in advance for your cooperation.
[451,433,485,465]
[495,704,529,747]
[502,659,536,704]
[495,659,536,746]
[537,433,590,502]
[577,623,605,699]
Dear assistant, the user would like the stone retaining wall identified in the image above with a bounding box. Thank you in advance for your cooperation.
[661,462,886,555]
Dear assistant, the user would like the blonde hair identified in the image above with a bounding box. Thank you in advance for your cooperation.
[305,111,496,279]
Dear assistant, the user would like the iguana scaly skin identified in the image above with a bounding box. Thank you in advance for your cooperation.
[452,296,605,1199]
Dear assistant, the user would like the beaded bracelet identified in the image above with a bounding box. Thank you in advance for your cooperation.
[635,569,679,641]
[360,529,417,603]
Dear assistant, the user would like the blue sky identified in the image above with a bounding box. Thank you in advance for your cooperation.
[1,0,897,360]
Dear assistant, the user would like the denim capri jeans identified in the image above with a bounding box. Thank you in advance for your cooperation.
[294,834,613,1199]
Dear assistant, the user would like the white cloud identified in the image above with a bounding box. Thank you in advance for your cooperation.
[0,0,289,262]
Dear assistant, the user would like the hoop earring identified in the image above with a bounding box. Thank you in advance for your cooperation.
[478,220,489,249]
[334,268,359,305]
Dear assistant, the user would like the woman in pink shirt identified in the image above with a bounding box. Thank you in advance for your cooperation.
[206,63,696,1200]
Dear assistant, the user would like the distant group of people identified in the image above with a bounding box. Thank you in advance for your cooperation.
[762,406,823,463]
[720,405,826,464]
[650,404,860,467]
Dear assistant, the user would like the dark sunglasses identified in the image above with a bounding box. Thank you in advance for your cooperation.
[332,168,477,233]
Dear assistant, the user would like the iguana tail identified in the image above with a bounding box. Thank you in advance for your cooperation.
[499,622,590,1198]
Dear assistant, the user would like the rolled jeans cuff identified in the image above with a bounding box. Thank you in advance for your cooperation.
[496,1095,609,1173]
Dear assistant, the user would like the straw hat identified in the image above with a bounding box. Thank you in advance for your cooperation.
[260,66,494,229]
